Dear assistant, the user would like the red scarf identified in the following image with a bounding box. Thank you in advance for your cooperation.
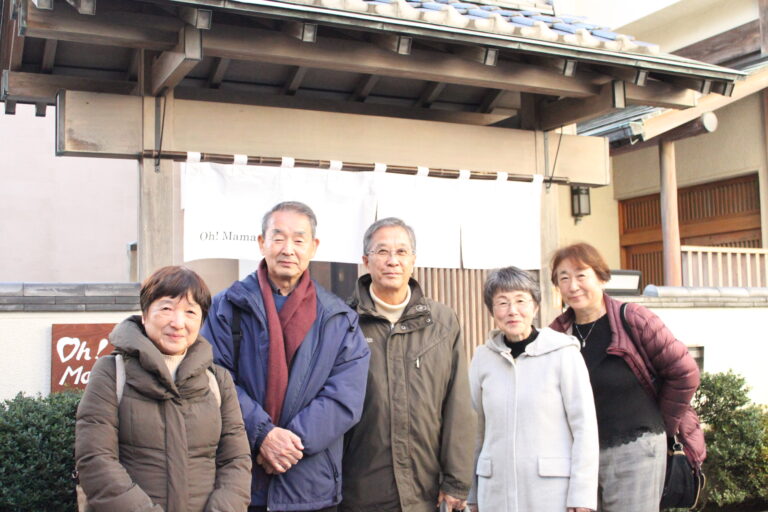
[257,259,317,425]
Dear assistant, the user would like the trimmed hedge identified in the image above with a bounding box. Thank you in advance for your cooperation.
[694,371,768,511]
[0,391,82,512]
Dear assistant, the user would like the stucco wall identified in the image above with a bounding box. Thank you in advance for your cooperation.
[0,105,138,282]
[648,306,768,404]
[557,181,621,269]
[612,94,765,200]
[0,311,138,401]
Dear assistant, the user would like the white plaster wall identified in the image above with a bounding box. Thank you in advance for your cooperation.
[0,311,137,401]
[0,104,139,282]
[648,306,768,404]
[557,181,621,269]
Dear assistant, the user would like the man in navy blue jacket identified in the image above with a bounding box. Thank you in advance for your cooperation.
[202,201,370,512]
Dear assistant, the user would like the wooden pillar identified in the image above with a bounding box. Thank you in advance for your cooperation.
[659,139,682,286]
[538,130,560,325]
[138,85,182,279]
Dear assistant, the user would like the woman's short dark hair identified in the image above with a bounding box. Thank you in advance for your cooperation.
[550,242,611,285]
[483,266,541,313]
[140,266,212,320]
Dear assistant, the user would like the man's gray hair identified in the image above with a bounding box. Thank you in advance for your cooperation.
[362,217,417,255]
[483,266,541,312]
[261,201,318,239]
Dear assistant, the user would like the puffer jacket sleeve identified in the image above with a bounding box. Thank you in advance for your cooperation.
[467,348,486,505]
[437,315,476,499]
[204,367,253,512]
[75,356,162,512]
[284,312,370,455]
[202,293,276,451]
[559,346,599,510]
[625,303,700,436]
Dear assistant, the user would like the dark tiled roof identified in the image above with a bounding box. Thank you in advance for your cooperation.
[272,0,662,55]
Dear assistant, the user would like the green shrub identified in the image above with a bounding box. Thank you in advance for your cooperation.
[694,371,768,509]
[0,391,82,512]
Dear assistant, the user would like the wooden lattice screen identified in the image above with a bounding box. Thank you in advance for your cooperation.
[619,174,762,288]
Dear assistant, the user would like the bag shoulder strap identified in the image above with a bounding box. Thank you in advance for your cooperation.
[620,302,660,391]
[206,366,222,407]
[115,354,126,405]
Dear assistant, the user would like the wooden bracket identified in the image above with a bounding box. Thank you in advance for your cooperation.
[151,26,202,96]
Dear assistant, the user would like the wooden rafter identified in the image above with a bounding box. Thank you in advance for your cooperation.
[415,81,445,108]
[477,89,504,113]
[1,70,136,105]
[174,86,508,126]
[40,39,57,73]
[207,57,230,88]
[539,80,625,131]
[151,26,202,96]
[350,73,379,102]
[283,21,317,43]
[674,20,760,65]
[282,66,307,95]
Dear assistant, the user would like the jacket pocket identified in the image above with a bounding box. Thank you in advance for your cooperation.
[538,457,571,477]
[476,457,492,477]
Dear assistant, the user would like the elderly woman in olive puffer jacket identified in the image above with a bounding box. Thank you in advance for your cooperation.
[75,266,252,512]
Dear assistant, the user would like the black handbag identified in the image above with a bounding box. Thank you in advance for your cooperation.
[661,435,706,510]
[619,303,706,511]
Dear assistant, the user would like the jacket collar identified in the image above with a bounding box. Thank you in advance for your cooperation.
[485,327,579,359]
[351,274,432,327]
[110,316,214,399]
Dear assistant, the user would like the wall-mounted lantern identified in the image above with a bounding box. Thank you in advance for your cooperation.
[570,186,591,220]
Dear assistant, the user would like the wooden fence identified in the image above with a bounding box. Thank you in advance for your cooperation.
[681,245,768,288]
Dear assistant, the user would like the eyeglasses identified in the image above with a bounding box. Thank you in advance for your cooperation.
[368,248,413,260]
[492,297,534,312]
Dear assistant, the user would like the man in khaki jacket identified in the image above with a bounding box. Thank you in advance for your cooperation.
[341,217,476,512]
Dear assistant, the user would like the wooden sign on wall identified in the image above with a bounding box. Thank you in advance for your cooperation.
[51,324,116,393]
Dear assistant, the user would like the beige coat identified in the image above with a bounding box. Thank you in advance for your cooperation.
[76,316,252,512]
[342,276,476,512]
[469,328,599,512]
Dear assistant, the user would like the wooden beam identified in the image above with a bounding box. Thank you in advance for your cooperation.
[178,7,212,30]
[642,66,768,141]
[35,102,47,116]
[283,21,317,43]
[4,100,16,115]
[610,112,718,156]
[624,80,696,109]
[65,0,96,16]
[659,139,682,286]
[207,57,230,88]
[539,80,625,131]
[126,48,141,81]
[40,38,57,73]
[350,73,379,102]
[477,89,504,114]
[518,92,539,130]
[24,4,182,50]
[1,70,137,105]
[372,33,412,55]
[173,86,509,126]
[415,81,444,108]
[674,20,760,65]
[282,66,306,96]
[151,26,202,96]
[655,74,712,95]
[10,17,25,71]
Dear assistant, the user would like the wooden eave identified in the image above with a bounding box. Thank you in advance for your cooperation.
[0,0,745,131]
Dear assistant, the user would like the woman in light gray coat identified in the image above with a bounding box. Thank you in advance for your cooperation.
[468,267,598,512]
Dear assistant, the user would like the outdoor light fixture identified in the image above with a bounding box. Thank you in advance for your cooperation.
[571,186,591,219]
